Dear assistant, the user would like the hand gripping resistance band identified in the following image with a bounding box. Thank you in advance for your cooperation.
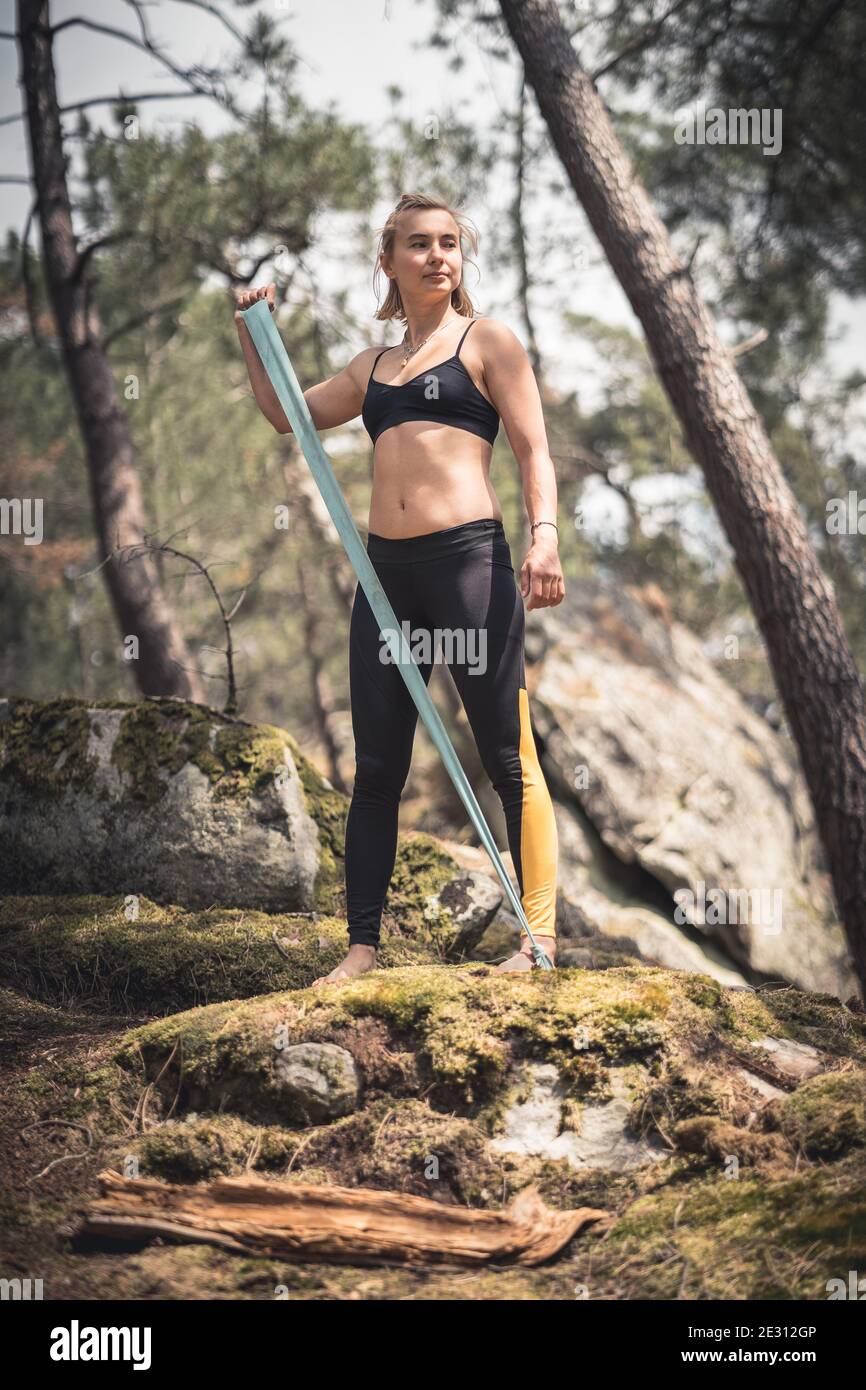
[242,299,554,970]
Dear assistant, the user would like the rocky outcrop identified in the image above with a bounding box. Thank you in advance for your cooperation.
[5,958,864,1298]
[523,581,855,999]
[1,900,866,1301]
[109,962,866,1184]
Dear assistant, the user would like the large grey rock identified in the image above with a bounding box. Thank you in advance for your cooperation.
[526,582,856,999]
[436,834,748,983]
[553,804,750,985]
[0,697,323,911]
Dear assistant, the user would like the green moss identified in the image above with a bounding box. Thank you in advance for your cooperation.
[3,1050,144,1134]
[110,702,217,803]
[590,1149,866,1299]
[0,893,440,1015]
[383,833,460,942]
[108,962,866,1160]
[776,1071,866,1159]
[108,964,732,1122]
[278,1096,508,1203]
[629,1059,733,1137]
[1,700,495,942]
[679,975,724,1010]
[1,700,353,914]
[0,986,95,1042]
[126,1115,298,1182]
[108,702,309,807]
[722,985,866,1059]
[4,932,866,1302]
[597,981,672,1059]
[0,697,99,795]
[670,1116,791,1165]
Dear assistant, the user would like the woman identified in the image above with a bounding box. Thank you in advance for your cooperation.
[234,192,564,982]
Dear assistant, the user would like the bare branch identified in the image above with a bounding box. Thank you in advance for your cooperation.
[48,13,232,111]
[730,328,770,358]
[168,0,247,47]
[73,231,134,282]
[114,535,261,716]
[591,0,692,82]
[0,91,205,127]
[102,295,188,351]
[552,443,644,530]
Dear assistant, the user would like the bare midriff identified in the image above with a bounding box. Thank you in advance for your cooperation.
[367,422,503,539]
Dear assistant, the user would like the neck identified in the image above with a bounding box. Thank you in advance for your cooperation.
[400,297,460,346]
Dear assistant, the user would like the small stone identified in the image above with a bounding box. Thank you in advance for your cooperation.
[273,1042,360,1125]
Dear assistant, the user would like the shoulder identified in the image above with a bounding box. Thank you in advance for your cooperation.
[345,342,393,391]
[467,316,525,356]
[466,317,527,376]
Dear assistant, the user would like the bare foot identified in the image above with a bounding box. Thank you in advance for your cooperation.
[312,943,377,987]
[495,935,557,973]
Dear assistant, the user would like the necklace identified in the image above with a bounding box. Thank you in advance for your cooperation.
[399,317,460,368]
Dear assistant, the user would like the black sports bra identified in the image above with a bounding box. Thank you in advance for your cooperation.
[361,318,500,446]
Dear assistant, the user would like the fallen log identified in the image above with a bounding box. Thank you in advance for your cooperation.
[76,1169,611,1268]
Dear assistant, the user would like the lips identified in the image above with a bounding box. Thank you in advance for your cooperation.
[427,272,448,278]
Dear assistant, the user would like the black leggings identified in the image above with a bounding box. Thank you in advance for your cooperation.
[344,517,558,948]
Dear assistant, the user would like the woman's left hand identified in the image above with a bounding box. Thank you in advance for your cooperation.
[519,534,565,610]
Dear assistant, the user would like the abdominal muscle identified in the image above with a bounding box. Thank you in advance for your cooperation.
[366,421,504,539]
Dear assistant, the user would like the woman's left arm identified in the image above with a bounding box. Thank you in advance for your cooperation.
[480,321,565,611]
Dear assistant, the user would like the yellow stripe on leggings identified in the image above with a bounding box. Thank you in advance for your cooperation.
[517,685,558,940]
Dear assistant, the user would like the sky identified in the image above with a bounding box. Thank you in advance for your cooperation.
[2,0,863,548]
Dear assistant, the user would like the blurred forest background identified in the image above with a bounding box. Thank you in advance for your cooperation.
[2,0,865,797]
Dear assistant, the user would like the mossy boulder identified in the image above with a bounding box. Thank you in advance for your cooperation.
[110,962,866,1148]
[0,692,470,943]
[0,697,339,912]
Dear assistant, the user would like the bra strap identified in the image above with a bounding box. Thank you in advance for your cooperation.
[454,317,481,359]
[366,346,391,387]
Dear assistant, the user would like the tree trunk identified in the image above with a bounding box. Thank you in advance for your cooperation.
[17,0,204,701]
[499,0,866,993]
[510,72,543,562]
[294,553,350,793]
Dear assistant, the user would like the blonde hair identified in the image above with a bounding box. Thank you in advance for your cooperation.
[372,192,480,322]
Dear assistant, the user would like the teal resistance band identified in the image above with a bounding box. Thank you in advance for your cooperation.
[242,299,553,969]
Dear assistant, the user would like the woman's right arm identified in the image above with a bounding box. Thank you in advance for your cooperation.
[234,283,293,433]
[235,283,373,435]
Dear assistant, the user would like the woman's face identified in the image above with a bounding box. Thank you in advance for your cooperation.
[383,211,462,301]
